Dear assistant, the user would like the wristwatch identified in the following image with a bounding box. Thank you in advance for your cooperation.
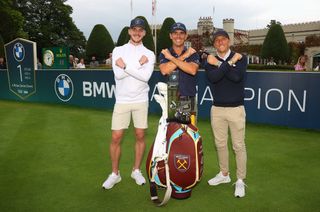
[228,60,236,67]
[216,61,222,67]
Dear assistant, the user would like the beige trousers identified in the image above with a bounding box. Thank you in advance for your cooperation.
[211,105,247,179]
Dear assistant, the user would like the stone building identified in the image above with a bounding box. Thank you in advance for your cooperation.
[248,21,320,45]
[197,16,214,35]
[249,21,320,69]
[188,17,320,69]
[152,17,320,69]
[188,17,249,47]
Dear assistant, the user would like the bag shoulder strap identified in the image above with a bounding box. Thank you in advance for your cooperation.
[149,157,172,206]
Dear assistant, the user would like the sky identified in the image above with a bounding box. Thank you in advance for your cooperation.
[66,0,319,41]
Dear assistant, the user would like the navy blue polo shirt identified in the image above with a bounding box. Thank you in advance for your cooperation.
[159,47,200,97]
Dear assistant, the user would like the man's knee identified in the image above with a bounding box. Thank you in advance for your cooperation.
[232,142,246,152]
[216,144,228,152]
[135,130,145,142]
[112,131,123,144]
[214,138,228,149]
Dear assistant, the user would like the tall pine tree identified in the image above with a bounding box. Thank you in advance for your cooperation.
[86,24,114,61]
[261,20,289,63]
[157,17,175,57]
[136,16,154,52]
[116,26,130,46]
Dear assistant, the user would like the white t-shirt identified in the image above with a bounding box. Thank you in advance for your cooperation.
[76,63,86,69]
[112,42,155,103]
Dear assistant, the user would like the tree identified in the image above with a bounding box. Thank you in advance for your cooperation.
[86,24,115,61]
[116,26,130,46]
[305,35,320,47]
[267,20,281,29]
[261,21,289,63]
[13,0,86,57]
[288,42,305,64]
[0,34,4,57]
[187,34,203,51]
[0,0,27,42]
[136,16,154,52]
[157,17,175,56]
[201,31,212,48]
[232,44,262,56]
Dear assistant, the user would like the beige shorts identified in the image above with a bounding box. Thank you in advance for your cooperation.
[111,102,149,130]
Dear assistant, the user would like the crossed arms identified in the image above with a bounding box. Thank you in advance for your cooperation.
[159,47,199,76]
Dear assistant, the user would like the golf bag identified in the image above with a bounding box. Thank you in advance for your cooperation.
[146,82,203,206]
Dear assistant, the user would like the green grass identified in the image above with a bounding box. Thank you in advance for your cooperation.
[0,100,319,212]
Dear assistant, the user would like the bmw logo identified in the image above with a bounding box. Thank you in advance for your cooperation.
[54,74,74,102]
[13,42,25,62]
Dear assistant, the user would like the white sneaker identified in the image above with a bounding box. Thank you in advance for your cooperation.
[208,171,231,186]
[234,179,246,198]
[131,169,146,185]
[102,172,121,189]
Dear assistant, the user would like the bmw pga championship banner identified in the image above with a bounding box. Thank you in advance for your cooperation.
[4,38,37,99]
[0,70,320,130]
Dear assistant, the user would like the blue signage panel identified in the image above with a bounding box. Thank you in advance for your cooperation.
[243,71,320,129]
[4,38,37,99]
[0,70,319,130]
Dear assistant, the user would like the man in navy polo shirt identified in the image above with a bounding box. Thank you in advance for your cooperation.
[159,22,200,123]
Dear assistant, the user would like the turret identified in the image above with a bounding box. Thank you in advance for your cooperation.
[223,18,234,45]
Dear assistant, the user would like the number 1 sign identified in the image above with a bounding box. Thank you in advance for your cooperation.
[4,38,37,99]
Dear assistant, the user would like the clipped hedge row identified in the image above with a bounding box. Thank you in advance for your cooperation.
[248,64,294,71]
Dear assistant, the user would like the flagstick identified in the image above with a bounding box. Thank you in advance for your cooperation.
[152,0,157,56]
[130,0,133,19]
[212,6,215,27]
[155,7,157,56]
[152,13,155,51]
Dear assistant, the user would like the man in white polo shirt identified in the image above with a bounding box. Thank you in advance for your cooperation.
[102,17,155,189]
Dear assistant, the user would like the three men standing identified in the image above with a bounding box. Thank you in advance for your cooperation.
[102,20,247,198]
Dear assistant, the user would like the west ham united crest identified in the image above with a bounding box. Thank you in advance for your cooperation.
[174,154,190,172]
[54,74,74,102]
[13,42,25,62]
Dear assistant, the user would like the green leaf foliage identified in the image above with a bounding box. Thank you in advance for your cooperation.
[305,35,320,47]
[157,17,175,56]
[116,26,130,46]
[261,21,289,63]
[0,0,27,42]
[247,64,294,71]
[136,16,155,52]
[288,42,305,64]
[86,24,115,61]
[0,34,4,57]
[13,0,86,58]
[232,44,262,56]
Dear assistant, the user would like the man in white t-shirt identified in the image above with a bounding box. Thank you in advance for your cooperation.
[102,17,155,189]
